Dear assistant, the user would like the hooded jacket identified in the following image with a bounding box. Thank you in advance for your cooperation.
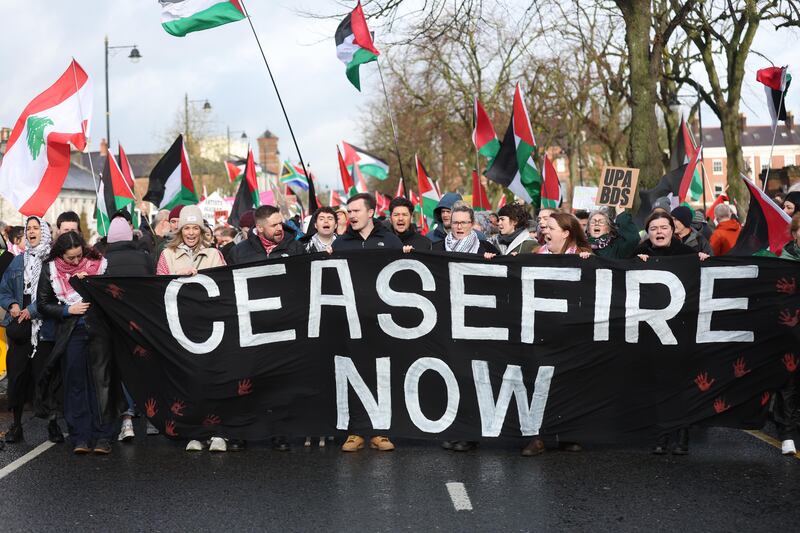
[230,225,305,264]
[679,227,714,255]
[332,220,403,250]
[428,193,463,243]
[709,219,741,256]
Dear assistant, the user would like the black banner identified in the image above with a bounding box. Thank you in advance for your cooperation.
[75,252,799,443]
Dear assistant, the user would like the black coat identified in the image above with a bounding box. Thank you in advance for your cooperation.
[431,239,499,255]
[632,238,697,257]
[219,241,236,265]
[35,265,123,425]
[230,225,305,265]
[332,221,403,250]
[104,241,154,276]
[395,228,433,250]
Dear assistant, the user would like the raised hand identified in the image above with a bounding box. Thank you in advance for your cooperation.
[145,398,157,418]
[778,309,800,327]
[165,420,177,437]
[237,379,253,396]
[694,372,715,392]
[171,400,186,417]
[733,357,751,378]
[776,277,796,295]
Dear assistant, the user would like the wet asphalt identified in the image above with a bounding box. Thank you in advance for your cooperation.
[0,412,797,532]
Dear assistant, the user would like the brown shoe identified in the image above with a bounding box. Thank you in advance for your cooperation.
[521,438,545,457]
[369,436,395,451]
[341,434,365,452]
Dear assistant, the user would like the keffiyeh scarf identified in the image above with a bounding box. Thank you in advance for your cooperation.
[23,217,51,351]
[445,230,480,254]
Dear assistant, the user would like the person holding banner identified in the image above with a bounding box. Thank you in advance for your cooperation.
[432,201,499,257]
[302,207,339,254]
[388,197,431,251]
[0,216,62,444]
[36,232,112,454]
[586,207,640,259]
[492,203,538,255]
[536,213,592,258]
[332,194,403,252]
[230,205,304,263]
[633,212,710,262]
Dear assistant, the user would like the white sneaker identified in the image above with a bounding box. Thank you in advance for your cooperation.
[117,419,135,442]
[185,439,204,451]
[781,439,796,455]
[208,436,227,452]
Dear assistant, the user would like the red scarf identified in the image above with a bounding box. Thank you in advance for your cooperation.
[52,256,106,304]
[258,233,279,256]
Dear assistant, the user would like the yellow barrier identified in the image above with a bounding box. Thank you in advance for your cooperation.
[0,327,6,377]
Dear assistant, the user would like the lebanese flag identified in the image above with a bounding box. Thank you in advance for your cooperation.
[540,154,561,208]
[756,66,791,131]
[96,153,136,236]
[730,175,792,256]
[472,170,491,212]
[472,98,500,161]
[329,189,343,207]
[229,146,260,228]
[143,134,198,209]
[337,146,358,197]
[0,60,92,217]
[335,1,380,91]
[416,154,440,219]
[485,82,541,206]
[160,0,245,37]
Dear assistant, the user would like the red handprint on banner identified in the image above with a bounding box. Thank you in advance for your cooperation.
[171,400,186,417]
[776,277,796,295]
[202,415,221,426]
[778,309,800,327]
[694,372,715,392]
[129,320,143,333]
[761,392,771,406]
[733,357,751,378]
[132,345,150,359]
[713,397,730,413]
[145,398,157,418]
[238,379,253,396]
[783,353,798,372]
[105,283,124,299]
[165,420,177,437]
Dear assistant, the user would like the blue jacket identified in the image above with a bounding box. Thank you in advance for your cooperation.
[0,254,55,341]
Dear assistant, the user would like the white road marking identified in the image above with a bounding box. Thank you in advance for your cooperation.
[446,481,473,511]
[0,441,56,481]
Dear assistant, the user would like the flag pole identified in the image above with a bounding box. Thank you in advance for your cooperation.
[239,0,316,209]
[376,59,408,198]
[762,68,787,192]
[70,58,106,236]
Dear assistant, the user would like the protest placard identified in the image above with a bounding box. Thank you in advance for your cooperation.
[596,167,639,208]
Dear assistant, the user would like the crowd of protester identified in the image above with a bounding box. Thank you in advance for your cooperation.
[0,187,798,459]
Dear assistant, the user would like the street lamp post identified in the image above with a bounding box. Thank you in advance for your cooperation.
[104,35,141,148]
[226,126,248,158]
[184,93,212,145]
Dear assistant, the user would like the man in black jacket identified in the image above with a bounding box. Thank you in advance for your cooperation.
[389,196,431,251]
[332,193,403,251]
[230,205,304,264]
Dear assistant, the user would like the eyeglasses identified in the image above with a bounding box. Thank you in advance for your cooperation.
[590,220,608,226]
[451,221,472,226]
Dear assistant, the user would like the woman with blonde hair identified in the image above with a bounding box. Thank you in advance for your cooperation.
[156,205,225,276]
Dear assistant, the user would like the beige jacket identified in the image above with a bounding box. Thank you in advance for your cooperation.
[158,245,225,274]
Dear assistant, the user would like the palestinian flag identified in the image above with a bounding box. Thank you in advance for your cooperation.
[472,98,500,162]
[337,146,358,197]
[485,83,541,206]
[280,161,309,191]
[677,144,703,204]
[634,164,686,226]
[496,194,507,211]
[669,117,703,202]
[395,177,405,199]
[0,60,92,217]
[756,66,791,131]
[540,154,561,209]
[229,147,260,228]
[376,192,390,214]
[335,1,379,91]
[160,0,245,37]
[143,135,198,209]
[471,170,491,212]
[415,154,440,219]
[96,153,135,236]
[342,141,389,180]
[225,158,246,182]
[329,189,343,207]
[729,175,792,256]
[118,143,136,190]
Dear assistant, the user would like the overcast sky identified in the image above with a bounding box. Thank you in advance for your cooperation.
[0,1,798,190]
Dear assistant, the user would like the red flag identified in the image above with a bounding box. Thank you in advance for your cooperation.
[329,189,343,207]
[541,154,562,208]
[337,146,356,196]
[730,175,792,255]
[472,98,500,159]
[705,194,729,221]
[496,194,507,211]
[471,170,491,211]
[376,192,390,213]
[756,66,786,91]
[678,145,703,203]
[395,178,405,199]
